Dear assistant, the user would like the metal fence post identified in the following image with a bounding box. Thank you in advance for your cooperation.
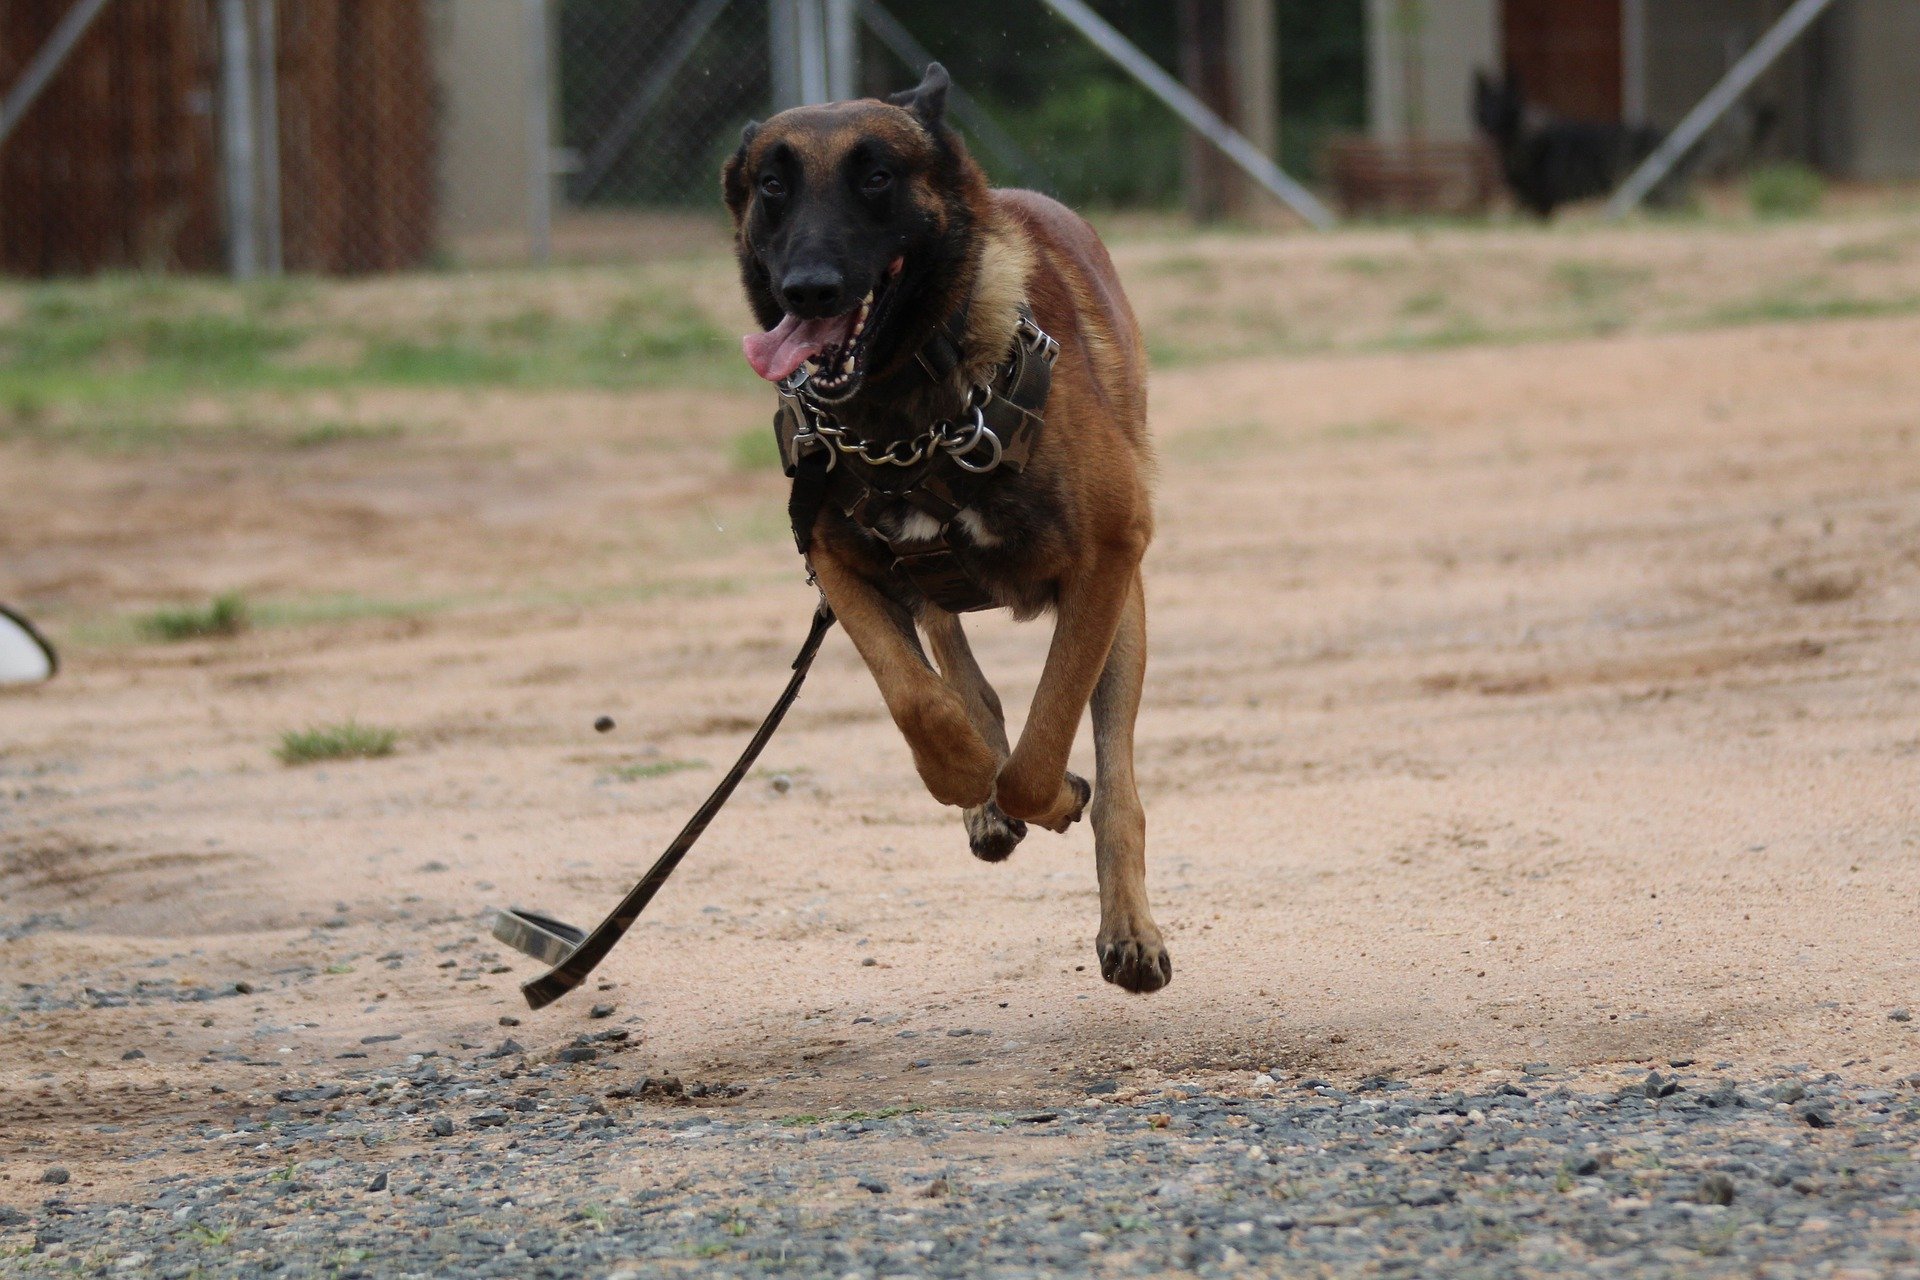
[251,0,283,276]
[1606,0,1845,217]
[770,0,800,111]
[826,0,857,102]
[218,0,260,279]
[796,0,829,105]
[525,0,553,264]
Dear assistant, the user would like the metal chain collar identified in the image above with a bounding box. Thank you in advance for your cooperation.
[782,312,1056,476]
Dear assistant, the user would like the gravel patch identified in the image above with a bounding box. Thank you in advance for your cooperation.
[5,1065,1918,1277]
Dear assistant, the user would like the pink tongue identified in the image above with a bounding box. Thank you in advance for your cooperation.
[742,311,857,382]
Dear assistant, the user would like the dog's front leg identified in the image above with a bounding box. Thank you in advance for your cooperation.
[811,547,998,809]
[993,542,1140,832]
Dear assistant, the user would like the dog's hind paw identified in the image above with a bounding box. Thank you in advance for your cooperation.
[1097,936,1172,994]
[965,802,1027,862]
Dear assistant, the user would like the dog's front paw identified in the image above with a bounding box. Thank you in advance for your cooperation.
[965,802,1027,862]
[995,767,1090,834]
[1097,931,1172,994]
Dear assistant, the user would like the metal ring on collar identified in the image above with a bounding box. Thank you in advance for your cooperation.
[947,407,1004,474]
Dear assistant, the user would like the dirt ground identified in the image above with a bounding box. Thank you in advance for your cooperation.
[3,215,1919,1214]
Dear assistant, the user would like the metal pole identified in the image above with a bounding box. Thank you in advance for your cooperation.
[770,0,800,111]
[0,0,114,153]
[1621,0,1648,125]
[1606,0,1844,217]
[826,0,857,101]
[1036,0,1334,228]
[218,0,259,279]
[524,0,552,264]
[797,0,829,105]
[251,0,283,275]
[856,0,1047,189]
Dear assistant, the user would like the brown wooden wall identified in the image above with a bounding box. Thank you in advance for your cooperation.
[0,0,436,277]
[1503,0,1624,124]
[276,0,436,274]
[0,0,224,275]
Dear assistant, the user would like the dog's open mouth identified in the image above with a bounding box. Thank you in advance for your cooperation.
[742,258,902,400]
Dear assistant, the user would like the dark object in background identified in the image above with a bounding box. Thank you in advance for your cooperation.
[593,715,616,733]
[1473,70,1669,218]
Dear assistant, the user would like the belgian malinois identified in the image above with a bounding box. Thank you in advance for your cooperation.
[724,65,1169,993]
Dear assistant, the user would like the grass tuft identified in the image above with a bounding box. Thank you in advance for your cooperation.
[1748,163,1825,219]
[137,593,249,642]
[276,720,399,766]
[606,758,704,781]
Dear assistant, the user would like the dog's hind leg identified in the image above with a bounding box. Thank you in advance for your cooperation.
[1088,570,1169,993]
[922,608,1054,862]
[810,547,998,809]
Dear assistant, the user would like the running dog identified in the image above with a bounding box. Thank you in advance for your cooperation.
[723,65,1170,992]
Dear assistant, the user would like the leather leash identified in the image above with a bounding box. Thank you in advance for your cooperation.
[491,599,836,1009]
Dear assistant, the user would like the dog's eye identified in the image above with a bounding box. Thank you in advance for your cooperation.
[759,175,786,199]
[862,169,892,195]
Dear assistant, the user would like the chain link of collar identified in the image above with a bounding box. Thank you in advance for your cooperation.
[781,312,1056,475]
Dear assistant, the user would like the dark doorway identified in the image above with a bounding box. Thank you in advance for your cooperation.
[1502,0,1623,123]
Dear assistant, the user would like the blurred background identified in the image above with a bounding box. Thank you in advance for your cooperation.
[3,0,1918,276]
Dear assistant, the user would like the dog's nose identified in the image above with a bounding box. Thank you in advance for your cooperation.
[779,267,849,317]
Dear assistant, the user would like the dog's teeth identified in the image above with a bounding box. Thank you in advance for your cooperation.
[842,357,854,373]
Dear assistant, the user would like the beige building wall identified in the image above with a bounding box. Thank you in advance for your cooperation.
[430,0,549,247]
[1366,0,1501,142]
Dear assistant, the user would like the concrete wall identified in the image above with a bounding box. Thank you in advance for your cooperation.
[1840,0,1920,178]
[1366,0,1500,142]
[430,0,546,245]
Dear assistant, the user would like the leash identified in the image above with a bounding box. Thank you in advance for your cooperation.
[490,599,836,1009]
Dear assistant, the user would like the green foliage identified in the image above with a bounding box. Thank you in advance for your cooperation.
[605,758,704,781]
[277,721,399,766]
[730,426,782,471]
[1748,163,1825,219]
[137,594,249,642]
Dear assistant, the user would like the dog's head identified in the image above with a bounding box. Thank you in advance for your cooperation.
[724,64,985,403]
[1473,69,1523,143]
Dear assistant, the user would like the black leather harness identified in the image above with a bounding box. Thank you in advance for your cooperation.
[775,306,1058,613]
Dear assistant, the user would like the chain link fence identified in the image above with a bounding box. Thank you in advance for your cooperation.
[1,0,1912,278]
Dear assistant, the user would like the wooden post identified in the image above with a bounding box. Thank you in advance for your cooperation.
[1178,0,1233,222]
[1228,0,1276,217]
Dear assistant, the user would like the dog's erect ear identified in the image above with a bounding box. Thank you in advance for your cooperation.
[889,62,950,129]
[721,120,761,220]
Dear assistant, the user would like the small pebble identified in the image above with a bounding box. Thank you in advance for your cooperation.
[589,1003,615,1019]
[41,1167,69,1185]
[594,716,616,733]
[1697,1173,1736,1205]
[427,1116,455,1137]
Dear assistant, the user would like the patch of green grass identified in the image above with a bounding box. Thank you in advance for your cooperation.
[1399,288,1448,317]
[1705,291,1920,327]
[136,593,249,642]
[1332,254,1404,277]
[1552,259,1650,306]
[606,758,704,781]
[1166,420,1270,462]
[729,426,782,471]
[276,721,398,766]
[1140,252,1218,279]
[287,420,406,449]
[1321,417,1412,443]
[1828,239,1904,265]
[1748,163,1825,219]
[191,1224,235,1246]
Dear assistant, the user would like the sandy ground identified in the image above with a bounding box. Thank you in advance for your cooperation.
[3,244,1920,1213]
